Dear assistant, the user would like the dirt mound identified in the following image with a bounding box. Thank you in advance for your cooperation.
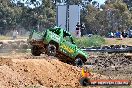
[0,57,13,66]
[1,53,131,88]
[0,56,81,88]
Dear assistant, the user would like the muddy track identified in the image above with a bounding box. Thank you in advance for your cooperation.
[88,53,132,80]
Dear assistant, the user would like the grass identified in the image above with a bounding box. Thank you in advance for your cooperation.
[0,35,28,40]
[74,35,106,47]
[74,36,132,48]
[105,38,132,46]
[0,35,11,40]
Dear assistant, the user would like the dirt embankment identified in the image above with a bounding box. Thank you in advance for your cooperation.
[0,55,82,88]
[0,53,110,88]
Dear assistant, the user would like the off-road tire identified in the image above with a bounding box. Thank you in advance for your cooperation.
[46,44,56,56]
[31,46,41,56]
[79,77,91,86]
[75,57,84,67]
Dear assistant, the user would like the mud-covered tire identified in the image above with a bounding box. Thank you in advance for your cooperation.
[46,44,56,56]
[75,57,84,67]
[31,46,41,56]
[79,77,90,86]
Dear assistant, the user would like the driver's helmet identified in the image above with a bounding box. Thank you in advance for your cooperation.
[54,26,60,29]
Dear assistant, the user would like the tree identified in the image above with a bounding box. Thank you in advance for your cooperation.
[92,1,97,6]
[100,4,105,10]
[123,0,132,11]
[81,0,132,36]
[0,0,22,34]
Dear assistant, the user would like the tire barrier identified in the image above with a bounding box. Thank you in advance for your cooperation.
[81,45,132,53]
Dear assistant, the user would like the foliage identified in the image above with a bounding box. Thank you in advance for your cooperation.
[0,0,55,34]
[0,0,132,36]
[0,0,22,34]
[74,35,106,47]
[82,0,132,36]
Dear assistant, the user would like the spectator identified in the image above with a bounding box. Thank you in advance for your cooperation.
[115,30,121,38]
[12,30,18,40]
[80,23,86,36]
[122,30,128,38]
[109,31,114,38]
[128,30,132,38]
[76,22,81,38]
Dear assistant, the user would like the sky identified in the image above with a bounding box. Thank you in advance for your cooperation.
[95,0,106,5]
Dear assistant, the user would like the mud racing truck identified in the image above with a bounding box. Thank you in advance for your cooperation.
[28,27,88,66]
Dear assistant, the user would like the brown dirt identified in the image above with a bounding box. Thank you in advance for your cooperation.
[0,53,110,88]
[0,54,82,88]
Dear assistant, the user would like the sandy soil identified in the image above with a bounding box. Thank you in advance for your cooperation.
[0,54,81,88]
[0,53,111,88]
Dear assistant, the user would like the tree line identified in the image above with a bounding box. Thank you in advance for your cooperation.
[0,0,132,36]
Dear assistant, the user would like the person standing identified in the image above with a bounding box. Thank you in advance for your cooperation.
[81,23,86,36]
[76,22,81,38]
[109,31,114,38]
[115,30,121,38]
[122,30,128,38]
[12,30,18,40]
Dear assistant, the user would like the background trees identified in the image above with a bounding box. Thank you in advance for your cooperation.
[81,0,132,36]
[0,0,132,36]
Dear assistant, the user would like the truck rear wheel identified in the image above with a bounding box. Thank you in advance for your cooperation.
[31,46,41,56]
[46,44,56,56]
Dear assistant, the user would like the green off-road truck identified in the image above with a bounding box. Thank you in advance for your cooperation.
[28,27,88,66]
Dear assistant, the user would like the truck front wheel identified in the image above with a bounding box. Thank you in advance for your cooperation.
[46,44,56,56]
[31,46,41,56]
[75,57,84,67]
[79,77,91,86]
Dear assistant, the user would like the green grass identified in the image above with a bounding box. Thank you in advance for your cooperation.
[74,35,106,47]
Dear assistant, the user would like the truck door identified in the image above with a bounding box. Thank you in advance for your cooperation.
[60,35,76,58]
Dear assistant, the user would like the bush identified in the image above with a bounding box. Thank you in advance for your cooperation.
[74,35,105,47]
